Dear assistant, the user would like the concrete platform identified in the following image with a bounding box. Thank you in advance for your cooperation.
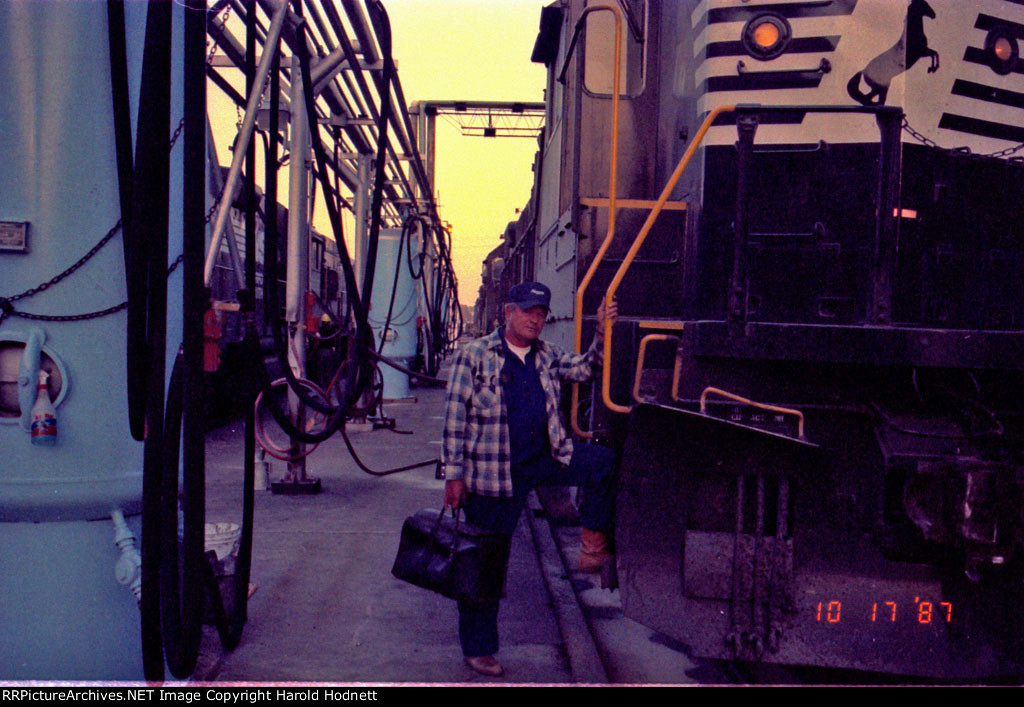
[194,374,706,685]
[195,384,579,684]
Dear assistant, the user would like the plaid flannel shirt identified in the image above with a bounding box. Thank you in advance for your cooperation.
[441,328,602,497]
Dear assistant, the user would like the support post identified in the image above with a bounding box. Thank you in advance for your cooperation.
[283,52,311,486]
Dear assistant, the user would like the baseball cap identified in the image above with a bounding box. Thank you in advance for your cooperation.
[507,281,551,310]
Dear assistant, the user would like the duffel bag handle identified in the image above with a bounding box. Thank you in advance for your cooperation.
[434,507,462,560]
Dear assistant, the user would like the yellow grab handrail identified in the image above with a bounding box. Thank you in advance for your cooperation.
[601,104,736,414]
[571,3,623,439]
[631,334,680,404]
[670,340,683,403]
[699,386,806,440]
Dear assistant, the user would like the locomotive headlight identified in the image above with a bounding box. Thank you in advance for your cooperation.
[985,28,1019,75]
[742,13,791,60]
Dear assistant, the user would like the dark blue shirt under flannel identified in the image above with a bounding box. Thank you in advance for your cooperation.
[501,339,549,468]
[441,328,602,497]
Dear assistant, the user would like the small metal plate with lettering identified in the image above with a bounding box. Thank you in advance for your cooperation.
[0,222,28,252]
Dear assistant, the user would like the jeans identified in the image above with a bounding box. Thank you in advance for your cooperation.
[457,443,616,657]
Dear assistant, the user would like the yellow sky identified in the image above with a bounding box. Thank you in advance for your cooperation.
[209,0,551,311]
[386,0,551,307]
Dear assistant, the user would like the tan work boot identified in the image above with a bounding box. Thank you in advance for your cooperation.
[578,528,612,573]
[464,655,504,677]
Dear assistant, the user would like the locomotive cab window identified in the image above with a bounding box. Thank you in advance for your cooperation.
[583,0,647,96]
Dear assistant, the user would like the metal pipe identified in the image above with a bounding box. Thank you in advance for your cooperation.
[303,0,334,51]
[319,29,413,221]
[353,154,370,287]
[322,3,383,151]
[286,53,310,327]
[229,0,267,38]
[425,110,436,200]
[286,52,310,480]
[310,45,347,92]
[571,3,622,438]
[206,11,248,68]
[383,75,415,161]
[310,4,415,207]
[204,120,246,293]
[601,104,735,415]
[334,2,418,210]
[341,0,379,65]
[205,0,289,287]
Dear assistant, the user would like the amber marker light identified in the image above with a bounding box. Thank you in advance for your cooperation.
[752,21,780,49]
[742,14,791,60]
[986,29,1019,74]
[995,36,1014,61]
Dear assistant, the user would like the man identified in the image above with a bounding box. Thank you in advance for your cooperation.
[439,281,618,677]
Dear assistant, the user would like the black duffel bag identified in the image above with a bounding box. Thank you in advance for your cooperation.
[392,508,511,604]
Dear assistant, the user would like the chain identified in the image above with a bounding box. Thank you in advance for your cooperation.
[2,0,236,327]
[0,257,185,325]
[1,126,218,325]
[3,117,189,305]
[0,245,188,325]
[4,222,123,304]
[901,116,941,150]
[169,117,185,151]
[3,301,128,323]
[984,141,1024,159]
[207,4,231,66]
[902,115,1024,159]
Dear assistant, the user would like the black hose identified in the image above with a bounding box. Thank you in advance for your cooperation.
[107,0,146,442]
[358,0,395,316]
[368,348,446,387]
[172,0,212,675]
[292,1,374,387]
[339,424,436,477]
[155,0,209,679]
[158,355,204,679]
[216,0,259,650]
[249,1,449,457]
[106,0,132,233]
[405,215,427,280]
[246,13,368,424]
[199,2,454,463]
[136,0,248,680]
[244,16,364,445]
[134,0,174,681]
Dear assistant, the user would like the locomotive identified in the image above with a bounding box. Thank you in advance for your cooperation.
[503,0,1024,678]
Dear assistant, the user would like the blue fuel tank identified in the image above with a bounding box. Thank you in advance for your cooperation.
[0,1,184,679]
[369,228,420,400]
